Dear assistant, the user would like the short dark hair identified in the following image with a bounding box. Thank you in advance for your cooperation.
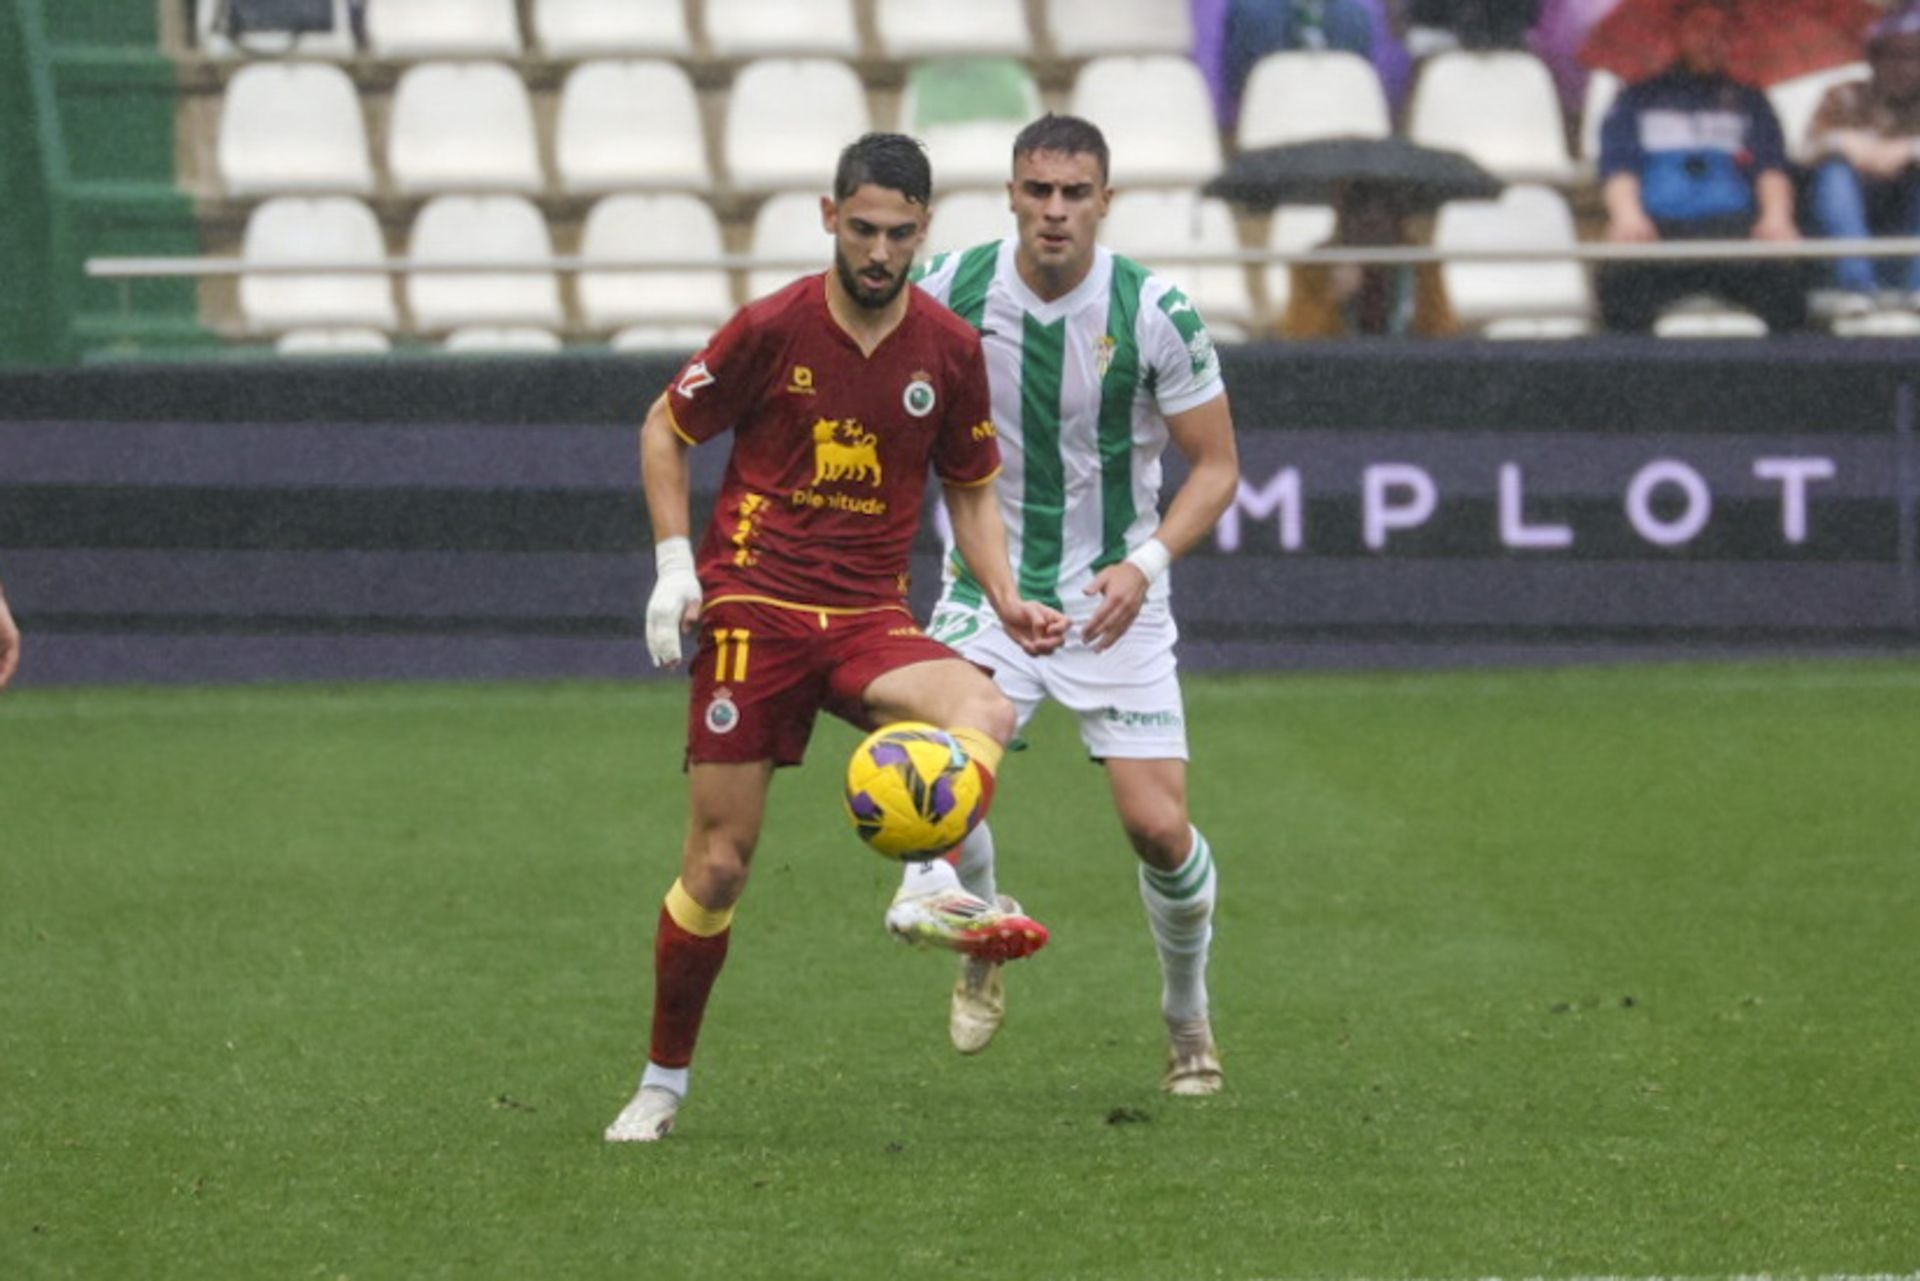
[1012,113,1110,185]
[833,133,932,206]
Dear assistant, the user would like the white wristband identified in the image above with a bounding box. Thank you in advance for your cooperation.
[654,535,694,578]
[1123,537,1172,584]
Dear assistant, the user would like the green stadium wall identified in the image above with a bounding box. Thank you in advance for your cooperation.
[0,0,210,367]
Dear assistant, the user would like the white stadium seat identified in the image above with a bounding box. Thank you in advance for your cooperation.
[1652,298,1769,338]
[1407,51,1576,184]
[875,0,1031,58]
[1580,69,1621,165]
[611,324,716,351]
[1237,51,1390,149]
[556,60,711,194]
[217,63,374,196]
[747,190,831,302]
[387,62,544,195]
[405,195,564,332]
[239,196,397,334]
[705,0,860,58]
[276,327,392,355]
[578,193,736,330]
[1770,62,1870,164]
[1435,185,1594,338]
[1045,0,1194,56]
[1102,188,1254,337]
[1261,204,1337,320]
[443,327,565,353]
[929,189,1016,255]
[532,0,693,58]
[724,60,874,193]
[365,0,523,58]
[1069,56,1221,187]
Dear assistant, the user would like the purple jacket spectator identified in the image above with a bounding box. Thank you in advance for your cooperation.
[1197,0,1411,121]
[1529,0,1622,116]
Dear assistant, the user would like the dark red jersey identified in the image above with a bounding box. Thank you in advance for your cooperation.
[665,273,1000,611]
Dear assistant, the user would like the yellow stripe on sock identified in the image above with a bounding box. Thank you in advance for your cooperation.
[664,878,735,937]
[948,726,1004,776]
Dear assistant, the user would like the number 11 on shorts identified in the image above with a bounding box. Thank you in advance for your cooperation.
[711,628,750,682]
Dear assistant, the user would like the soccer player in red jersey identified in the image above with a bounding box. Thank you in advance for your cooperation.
[606,134,1069,1143]
[0,574,19,690]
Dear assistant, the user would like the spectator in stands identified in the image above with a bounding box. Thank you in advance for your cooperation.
[1401,0,1542,58]
[1356,0,1417,112]
[1281,180,1459,337]
[1530,0,1621,117]
[1803,3,1920,317]
[1593,0,1807,333]
[0,574,20,690]
[1219,0,1377,129]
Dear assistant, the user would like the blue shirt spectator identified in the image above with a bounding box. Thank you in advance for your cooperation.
[1592,0,1805,333]
[1599,68,1788,226]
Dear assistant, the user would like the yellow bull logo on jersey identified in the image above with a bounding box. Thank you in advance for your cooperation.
[811,418,882,486]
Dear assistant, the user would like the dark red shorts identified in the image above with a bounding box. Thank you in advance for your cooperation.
[685,598,967,766]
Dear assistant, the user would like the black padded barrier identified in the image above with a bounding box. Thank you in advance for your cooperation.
[1,339,1914,686]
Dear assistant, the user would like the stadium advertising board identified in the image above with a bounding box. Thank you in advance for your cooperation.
[0,343,1914,684]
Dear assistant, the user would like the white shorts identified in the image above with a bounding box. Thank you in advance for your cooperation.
[927,597,1189,761]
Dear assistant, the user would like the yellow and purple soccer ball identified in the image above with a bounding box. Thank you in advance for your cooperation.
[843,722,987,859]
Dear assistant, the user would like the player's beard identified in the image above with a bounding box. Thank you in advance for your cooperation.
[835,247,911,311]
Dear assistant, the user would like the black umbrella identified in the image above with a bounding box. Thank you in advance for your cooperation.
[1204,137,1504,212]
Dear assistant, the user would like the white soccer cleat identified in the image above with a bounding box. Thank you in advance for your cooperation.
[885,887,1049,963]
[1163,1015,1224,1097]
[950,957,1006,1054]
[604,1085,680,1142]
[948,894,1026,1053]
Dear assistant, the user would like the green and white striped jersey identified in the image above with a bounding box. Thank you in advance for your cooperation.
[916,239,1226,614]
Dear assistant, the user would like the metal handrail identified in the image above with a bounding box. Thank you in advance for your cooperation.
[83,236,1920,278]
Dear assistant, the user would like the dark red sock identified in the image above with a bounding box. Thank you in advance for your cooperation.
[974,761,997,820]
[649,905,732,1069]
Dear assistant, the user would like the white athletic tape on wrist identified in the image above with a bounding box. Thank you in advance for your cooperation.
[654,536,694,579]
[1123,537,1172,585]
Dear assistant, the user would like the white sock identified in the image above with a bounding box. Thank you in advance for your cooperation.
[951,822,998,903]
[1137,826,1217,1023]
[898,853,964,899]
[641,1063,690,1099]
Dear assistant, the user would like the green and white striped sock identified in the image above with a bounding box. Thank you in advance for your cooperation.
[1137,826,1217,1023]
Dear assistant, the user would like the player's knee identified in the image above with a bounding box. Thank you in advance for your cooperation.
[1121,806,1192,872]
[955,683,1018,745]
[685,832,755,905]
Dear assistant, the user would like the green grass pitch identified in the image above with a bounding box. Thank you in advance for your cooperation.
[3,662,1918,1279]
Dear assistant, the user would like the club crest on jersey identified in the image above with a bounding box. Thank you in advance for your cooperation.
[1187,329,1219,378]
[902,374,936,418]
[1094,334,1117,378]
[705,689,740,735]
[810,418,882,485]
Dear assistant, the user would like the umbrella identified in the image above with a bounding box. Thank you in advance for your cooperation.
[1204,137,1504,213]
[1579,0,1881,86]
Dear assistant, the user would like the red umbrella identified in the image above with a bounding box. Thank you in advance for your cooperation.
[1579,0,1882,86]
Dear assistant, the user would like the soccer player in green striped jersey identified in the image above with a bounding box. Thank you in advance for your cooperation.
[886,115,1242,1095]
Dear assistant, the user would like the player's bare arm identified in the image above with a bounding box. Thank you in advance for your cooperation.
[1082,393,1241,652]
[640,392,704,667]
[943,478,1069,656]
[0,577,20,691]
